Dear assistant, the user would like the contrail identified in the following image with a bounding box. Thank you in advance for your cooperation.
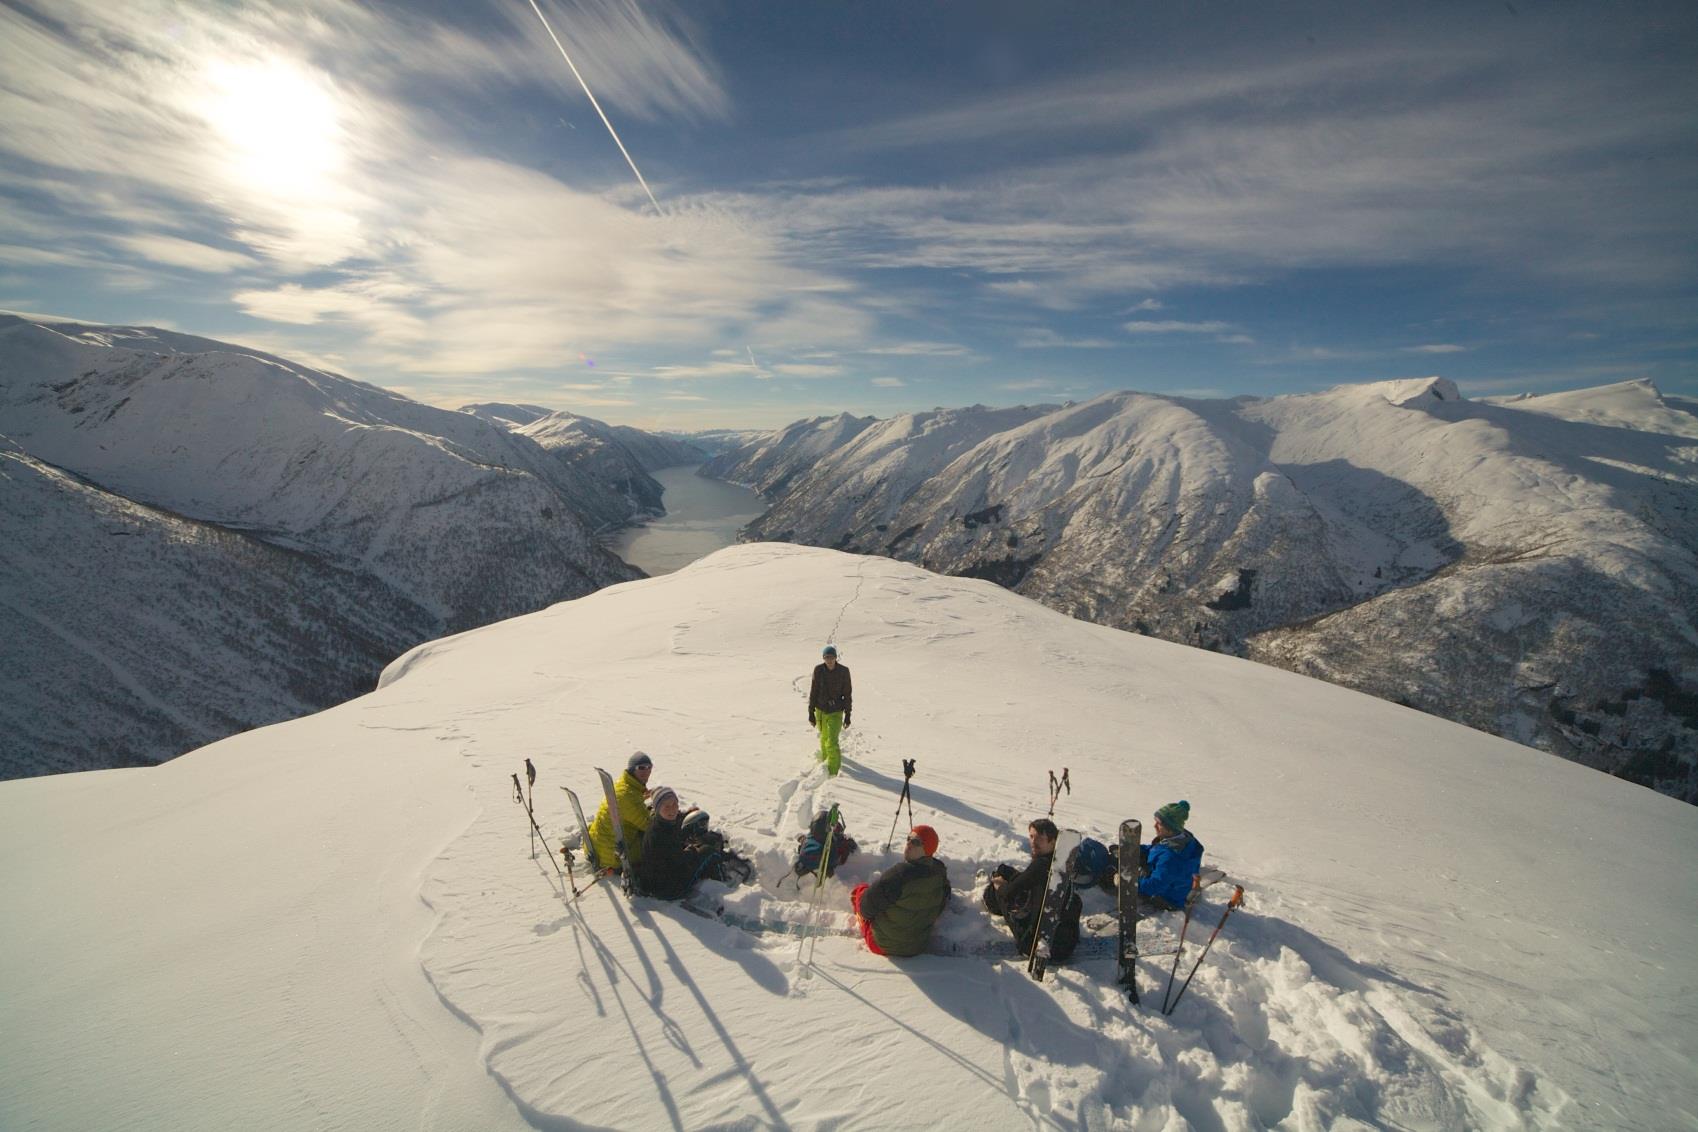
[525,0,662,215]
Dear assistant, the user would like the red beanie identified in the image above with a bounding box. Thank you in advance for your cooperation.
[910,825,939,856]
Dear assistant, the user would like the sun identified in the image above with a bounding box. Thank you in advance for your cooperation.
[195,57,345,199]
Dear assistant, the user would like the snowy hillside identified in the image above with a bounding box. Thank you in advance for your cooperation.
[0,438,436,778]
[2,545,1692,1130]
[461,402,704,530]
[702,411,880,495]
[708,381,1698,801]
[463,401,704,471]
[0,314,638,777]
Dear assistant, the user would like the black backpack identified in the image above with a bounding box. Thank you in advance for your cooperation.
[793,809,857,879]
[684,825,756,888]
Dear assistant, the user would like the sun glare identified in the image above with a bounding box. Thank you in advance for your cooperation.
[196,58,344,199]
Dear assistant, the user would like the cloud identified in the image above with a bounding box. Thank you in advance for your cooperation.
[1215,334,1256,345]
[1403,343,1468,354]
[110,235,258,274]
[1015,328,1116,349]
[860,341,971,357]
[771,363,845,378]
[649,361,766,381]
[871,377,905,387]
[997,378,1062,392]
[1123,320,1233,334]
[1127,298,1166,312]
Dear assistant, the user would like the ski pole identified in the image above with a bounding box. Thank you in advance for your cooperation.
[511,772,568,885]
[1159,875,1201,1013]
[1047,768,1070,816]
[524,758,538,858]
[883,758,917,851]
[797,804,840,975]
[1162,886,1245,1016]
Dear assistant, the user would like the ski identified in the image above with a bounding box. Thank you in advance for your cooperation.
[1116,818,1142,1002]
[561,786,593,864]
[1027,828,1082,980]
[594,767,636,895]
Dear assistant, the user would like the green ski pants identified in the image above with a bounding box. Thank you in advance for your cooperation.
[815,710,843,776]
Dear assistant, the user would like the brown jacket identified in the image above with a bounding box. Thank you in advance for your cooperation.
[809,662,852,716]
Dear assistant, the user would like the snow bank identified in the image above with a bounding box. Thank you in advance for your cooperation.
[3,545,1694,1130]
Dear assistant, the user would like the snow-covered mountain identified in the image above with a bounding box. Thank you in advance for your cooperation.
[461,402,704,529]
[0,314,638,777]
[706,380,1698,801]
[0,438,435,778]
[2,546,1691,1129]
[681,425,778,456]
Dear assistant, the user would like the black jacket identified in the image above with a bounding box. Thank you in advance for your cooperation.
[991,851,1052,921]
[637,816,700,900]
[809,662,852,716]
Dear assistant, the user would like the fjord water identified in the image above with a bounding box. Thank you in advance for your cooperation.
[611,464,765,575]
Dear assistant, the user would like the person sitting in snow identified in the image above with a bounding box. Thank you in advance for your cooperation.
[586,751,654,873]
[983,817,1064,953]
[1136,800,1204,912]
[636,785,708,900]
[807,645,852,776]
[850,825,949,957]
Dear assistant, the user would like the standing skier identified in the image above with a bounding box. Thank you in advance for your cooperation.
[851,825,949,957]
[587,752,654,872]
[1136,800,1204,911]
[982,818,1058,951]
[807,645,852,776]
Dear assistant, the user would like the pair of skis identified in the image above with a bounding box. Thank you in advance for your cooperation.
[553,768,633,897]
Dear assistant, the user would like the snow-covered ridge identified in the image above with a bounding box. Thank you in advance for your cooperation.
[3,545,1692,1129]
[461,401,706,529]
[0,313,639,777]
[710,380,1698,801]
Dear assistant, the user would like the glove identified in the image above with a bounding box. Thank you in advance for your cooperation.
[808,711,816,725]
[844,713,851,728]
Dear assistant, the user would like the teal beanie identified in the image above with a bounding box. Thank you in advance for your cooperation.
[1155,800,1190,832]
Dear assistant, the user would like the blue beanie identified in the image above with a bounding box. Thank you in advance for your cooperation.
[1155,800,1190,832]
[822,645,837,657]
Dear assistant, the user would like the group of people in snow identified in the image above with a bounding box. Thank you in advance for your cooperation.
[577,644,1204,960]
[585,751,721,900]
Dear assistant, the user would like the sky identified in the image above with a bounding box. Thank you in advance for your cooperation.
[1,1,1694,429]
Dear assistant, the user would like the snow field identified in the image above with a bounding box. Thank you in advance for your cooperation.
[3,544,1693,1130]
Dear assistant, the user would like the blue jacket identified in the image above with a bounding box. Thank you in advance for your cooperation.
[1139,830,1203,908]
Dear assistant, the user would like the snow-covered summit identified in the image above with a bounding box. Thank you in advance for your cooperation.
[1,545,1691,1129]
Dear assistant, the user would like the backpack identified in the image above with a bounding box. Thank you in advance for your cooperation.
[682,825,757,888]
[793,809,857,879]
[1070,837,1113,887]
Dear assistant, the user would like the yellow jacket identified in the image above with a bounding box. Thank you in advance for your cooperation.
[588,770,650,869]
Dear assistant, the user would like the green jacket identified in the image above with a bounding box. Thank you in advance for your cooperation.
[862,856,949,957]
[588,771,650,869]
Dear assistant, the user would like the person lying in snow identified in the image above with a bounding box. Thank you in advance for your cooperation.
[635,785,708,900]
[851,825,949,956]
[1135,800,1204,912]
[982,817,1080,960]
[586,751,653,872]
